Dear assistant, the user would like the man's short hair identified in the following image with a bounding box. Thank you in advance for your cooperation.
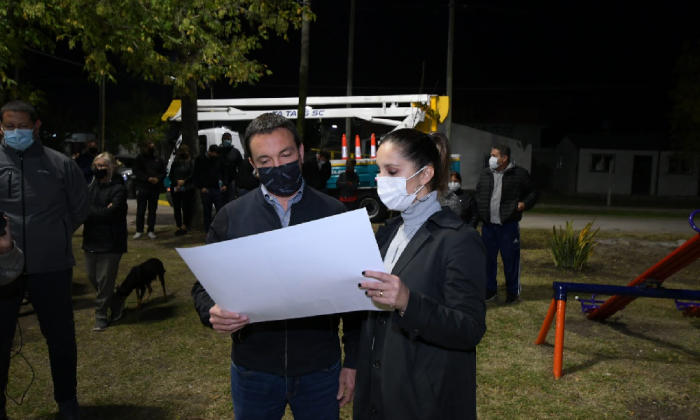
[0,100,38,123]
[208,144,220,153]
[222,132,232,140]
[493,144,511,159]
[319,149,331,160]
[244,113,301,158]
[347,158,356,165]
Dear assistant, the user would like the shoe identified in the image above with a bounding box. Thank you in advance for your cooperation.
[485,290,498,302]
[147,232,157,239]
[133,232,143,239]
[93,319,109,331]
[175,229,187,236]
[110,295,126,323]
[505,294,519,304]
[58,397,83,420]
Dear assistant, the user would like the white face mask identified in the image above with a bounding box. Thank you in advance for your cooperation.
[448,181,460,192]
[489,156,500,170]
[377,166,426,211]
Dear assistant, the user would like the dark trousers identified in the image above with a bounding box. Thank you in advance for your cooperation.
[482,222,521,297]
[230,359,341,420]
[172,189,195,228]
[201,189,224,233]
[136,188,159,233]
[0,269,77,408]
[225,180,237,203]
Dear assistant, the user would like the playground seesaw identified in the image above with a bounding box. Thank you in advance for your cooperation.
[535,210,700,379]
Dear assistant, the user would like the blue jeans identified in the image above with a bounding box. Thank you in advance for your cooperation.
[230,359,341,420]
[482,222,521,297]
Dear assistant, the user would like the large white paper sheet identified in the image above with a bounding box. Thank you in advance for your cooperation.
[177,209,385,323]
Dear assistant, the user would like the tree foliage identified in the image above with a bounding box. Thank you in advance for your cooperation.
[105,91,169,152]
[1,0,308,96]
[670,39,700,152]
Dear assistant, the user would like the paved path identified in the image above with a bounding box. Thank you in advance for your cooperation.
[126,199,697,235]
[520,214,693,235]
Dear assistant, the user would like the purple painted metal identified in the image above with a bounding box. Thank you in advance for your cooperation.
[690,210,700,233]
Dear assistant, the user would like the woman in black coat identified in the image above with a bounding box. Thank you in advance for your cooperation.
[82,152,128,331]
[168,144,195,235]
[357,129,486,420]
[448,171,479,228]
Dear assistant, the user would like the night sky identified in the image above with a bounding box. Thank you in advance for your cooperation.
[18,0,700,146]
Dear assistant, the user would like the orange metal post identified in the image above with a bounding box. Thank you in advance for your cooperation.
[535,298,557,345]
[553,299,567,379]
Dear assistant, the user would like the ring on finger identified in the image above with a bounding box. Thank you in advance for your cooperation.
[379,291,383,297]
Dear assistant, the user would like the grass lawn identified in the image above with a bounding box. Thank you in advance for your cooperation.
[5,228,700,419]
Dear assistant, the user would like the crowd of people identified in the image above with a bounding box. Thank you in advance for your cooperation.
[0,100,539,420]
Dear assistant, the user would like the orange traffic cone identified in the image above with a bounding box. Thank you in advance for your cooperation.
[370,133,376,158]
[355,135,362,159]
[341,134,348,160]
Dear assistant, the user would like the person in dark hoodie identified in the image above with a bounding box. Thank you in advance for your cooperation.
[193,144,227,233]
[0,100,89,420]
[168,144,195,235]
[475,144,539,304]
[133,142,166,240]
[82,152,128,331]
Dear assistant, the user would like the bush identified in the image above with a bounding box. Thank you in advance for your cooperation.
[549,220,600,270]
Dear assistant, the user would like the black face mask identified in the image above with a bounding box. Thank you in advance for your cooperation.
[88,147,98,155]
[257,159,303,197]
[178,153,188,160]
[92,168,109,180]
[147,148,156,156]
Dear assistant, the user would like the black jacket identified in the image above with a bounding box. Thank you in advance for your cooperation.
[354,209,486,420]
[454,189,478,228]
[82,175,128,254]
[191,185,362,376]
[0,141,89,274]
[133,152,166,191]
[302,156,331,191]
[235,157,260,190]
[336,170,359,200]
[219,146,242,184]
[167,159,195,191]
[193,154,227,190]
[474,164,539,225]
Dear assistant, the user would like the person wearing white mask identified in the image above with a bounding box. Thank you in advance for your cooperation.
[475,144,539,304]
[0,100,89,420]
[356,129,486,420]
[441,171,478,228]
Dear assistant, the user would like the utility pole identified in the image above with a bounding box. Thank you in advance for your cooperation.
[297,0,311,142]
[346,0,356,141]
[446,0,455,141]
[100,75,106,151]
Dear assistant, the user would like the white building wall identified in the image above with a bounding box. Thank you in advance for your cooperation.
[657,152,699,196]
[576,149,658,195]
[442,123,532,189]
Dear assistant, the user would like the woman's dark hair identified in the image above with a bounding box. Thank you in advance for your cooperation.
[450,171,462,182]
[380,128,451,198]
[177,144,190,160]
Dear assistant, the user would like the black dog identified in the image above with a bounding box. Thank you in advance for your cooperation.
[110,258,166,320]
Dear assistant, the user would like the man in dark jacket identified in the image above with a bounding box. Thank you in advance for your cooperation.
[336,158,360,210]
[193,144,227,233]
[133,142,166,239]
[475,144,539,304]
[235,153,260,196]
[191,113,360,420]
[302,149,331,193]
[218,132,242,203]
[0,100,89,420]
